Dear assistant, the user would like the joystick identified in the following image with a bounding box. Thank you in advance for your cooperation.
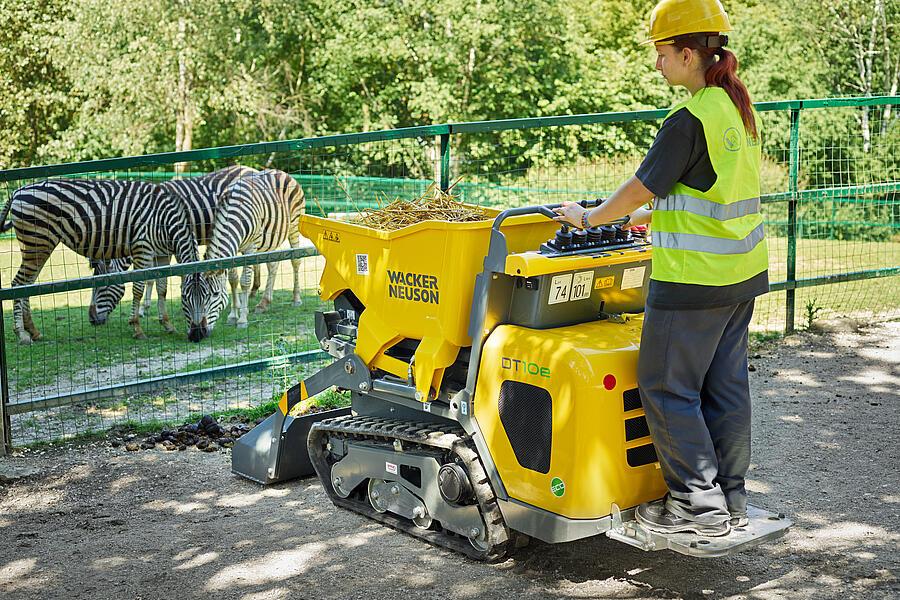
[553,225,573,249]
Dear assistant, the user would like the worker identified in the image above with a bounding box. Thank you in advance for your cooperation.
[553,0,767,537]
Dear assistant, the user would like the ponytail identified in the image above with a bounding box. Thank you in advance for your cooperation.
[673,37,758,140]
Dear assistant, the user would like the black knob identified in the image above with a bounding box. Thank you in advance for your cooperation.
[615,225,632,242]
[600,225,616,244]
[586,227,603,245]
[572,228,588,247]
[554,225,573,249]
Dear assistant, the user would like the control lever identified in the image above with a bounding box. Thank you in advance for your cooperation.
[553,224,574,249]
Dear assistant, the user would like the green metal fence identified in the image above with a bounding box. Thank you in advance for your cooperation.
[1,95,898,453]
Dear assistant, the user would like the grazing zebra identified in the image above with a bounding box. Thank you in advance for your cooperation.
[202,169,307,328]
[86,256,132,324]
[0,178,211,343]
[88,165,258,325]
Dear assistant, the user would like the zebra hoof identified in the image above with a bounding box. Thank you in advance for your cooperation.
[227,315,238,325]
[254,305,269,314]
[292,300,303,307]
[17,335,34,345]
[237,322,249,329]
[133,332,148,340]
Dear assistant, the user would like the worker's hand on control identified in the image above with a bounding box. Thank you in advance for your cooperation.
[552,201,586,228]
[626,207,653,228]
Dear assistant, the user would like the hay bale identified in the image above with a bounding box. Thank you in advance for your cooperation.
[348,181,489,231]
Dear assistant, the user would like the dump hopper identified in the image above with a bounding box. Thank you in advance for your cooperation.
[300,208,559,400]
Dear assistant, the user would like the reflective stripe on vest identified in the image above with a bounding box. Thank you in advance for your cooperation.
[654,222,766,255]
[655,194,761,221]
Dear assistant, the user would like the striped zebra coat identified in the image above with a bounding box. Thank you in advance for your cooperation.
[0,179,211,343]
[202,169,307,329]
[89,165,258,325]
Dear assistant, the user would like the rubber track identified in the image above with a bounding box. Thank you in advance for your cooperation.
[307,415,513,561]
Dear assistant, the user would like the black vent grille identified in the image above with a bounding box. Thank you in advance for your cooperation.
[623,388,656,467]
[625,416,651,441]
[627,444,658,467]
[623,388,642,412]
[498,380,552,474]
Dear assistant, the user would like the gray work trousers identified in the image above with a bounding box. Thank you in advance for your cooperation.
[637,299,754,525]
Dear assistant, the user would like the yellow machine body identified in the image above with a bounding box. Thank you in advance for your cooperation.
[300,211,559,399]
[301,208,666,522]
[473,318,667,520]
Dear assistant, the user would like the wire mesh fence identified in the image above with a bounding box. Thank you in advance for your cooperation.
[1,97,898,449]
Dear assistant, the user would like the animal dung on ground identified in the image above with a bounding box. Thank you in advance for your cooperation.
[349,180,489,231]
[114,414,251,452]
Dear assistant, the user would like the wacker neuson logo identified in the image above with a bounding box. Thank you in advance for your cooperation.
[387,270,439,304]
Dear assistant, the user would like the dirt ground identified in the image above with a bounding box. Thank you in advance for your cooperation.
[1,320,898,600]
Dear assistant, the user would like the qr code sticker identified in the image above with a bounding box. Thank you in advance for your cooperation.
[356,254,369,275]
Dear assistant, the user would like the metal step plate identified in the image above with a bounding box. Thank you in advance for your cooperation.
[606,504,792,558]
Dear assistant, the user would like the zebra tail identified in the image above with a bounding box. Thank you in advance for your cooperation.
[0,198,13,232]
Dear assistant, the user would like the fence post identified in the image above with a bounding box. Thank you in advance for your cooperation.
[439,133,451,192]
[0,296,10,456]
[785,107,801,334]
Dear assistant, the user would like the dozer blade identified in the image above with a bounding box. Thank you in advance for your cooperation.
[232,356,369,485]
[606,504,792,558]
[231,407,350,484]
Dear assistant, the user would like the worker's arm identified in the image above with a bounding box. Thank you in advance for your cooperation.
[553,175,655,228]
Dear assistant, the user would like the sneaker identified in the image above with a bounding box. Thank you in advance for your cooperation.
[635,501,731,537]
[729,514,749,527]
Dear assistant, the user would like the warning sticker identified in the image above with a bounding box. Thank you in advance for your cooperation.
[548,273,573,305]
[621,266,646,290]
[385,462,398,475]
[570,271,594,301]
[595,276,615,290]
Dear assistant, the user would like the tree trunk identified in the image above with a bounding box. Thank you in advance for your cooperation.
[175,16,194,175]
[879,0,897,131]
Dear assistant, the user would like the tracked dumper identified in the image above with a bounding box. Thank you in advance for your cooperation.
[233,201,791,560]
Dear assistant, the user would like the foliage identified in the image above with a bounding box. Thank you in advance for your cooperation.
[0,0,75,167]
[0,0,896,196]
[804,298,824,329]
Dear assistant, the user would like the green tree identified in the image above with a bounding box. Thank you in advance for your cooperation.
[0,0,74,168]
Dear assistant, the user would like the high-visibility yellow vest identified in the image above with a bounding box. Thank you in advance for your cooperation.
[651,86,768,286]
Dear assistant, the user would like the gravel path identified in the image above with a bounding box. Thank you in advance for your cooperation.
[1,321,898,600]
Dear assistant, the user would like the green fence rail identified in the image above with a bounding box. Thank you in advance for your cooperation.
[1,94,898,452]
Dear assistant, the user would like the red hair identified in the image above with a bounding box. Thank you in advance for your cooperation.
[673,36,758,140]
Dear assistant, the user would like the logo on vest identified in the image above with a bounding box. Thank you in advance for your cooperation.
[723,127,742,152]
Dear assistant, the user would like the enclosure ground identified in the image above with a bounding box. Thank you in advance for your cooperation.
[1,320,898,600]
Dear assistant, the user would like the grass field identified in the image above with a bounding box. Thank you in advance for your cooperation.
[1,234,897,445]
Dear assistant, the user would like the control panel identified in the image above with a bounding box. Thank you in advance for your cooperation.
[540,224,650,257]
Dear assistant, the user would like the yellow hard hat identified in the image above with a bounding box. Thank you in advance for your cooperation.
[645,0,733,45]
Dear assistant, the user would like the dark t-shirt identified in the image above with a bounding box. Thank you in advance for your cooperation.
[635,107,769,310]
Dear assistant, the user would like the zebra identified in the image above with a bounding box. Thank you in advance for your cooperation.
[201,169,307,329]
[88,165,258,326]
[0,178,213,343]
